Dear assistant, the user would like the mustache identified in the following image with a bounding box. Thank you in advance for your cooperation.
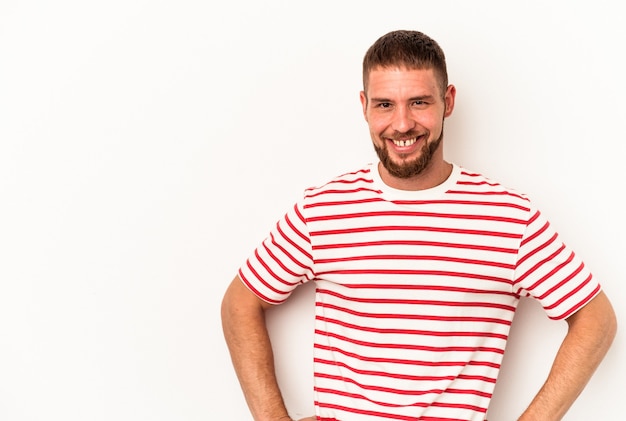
[389,131,426,141]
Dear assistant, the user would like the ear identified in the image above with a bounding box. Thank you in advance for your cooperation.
[443,84,456,117]
[359,90,368,121]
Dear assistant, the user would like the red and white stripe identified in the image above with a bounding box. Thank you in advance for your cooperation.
[239,163,600,421]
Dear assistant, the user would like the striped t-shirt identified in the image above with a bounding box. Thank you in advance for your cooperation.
[239,162,600,421]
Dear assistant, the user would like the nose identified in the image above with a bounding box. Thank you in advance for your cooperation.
[391,105,416,133]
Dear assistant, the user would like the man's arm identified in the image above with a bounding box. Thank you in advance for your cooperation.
[518,291,617,421]
[221,275,293,421]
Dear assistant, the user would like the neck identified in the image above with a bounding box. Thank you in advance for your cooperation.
[378,151,452,191]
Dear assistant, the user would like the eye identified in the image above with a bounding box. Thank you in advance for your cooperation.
[377,102,392,109]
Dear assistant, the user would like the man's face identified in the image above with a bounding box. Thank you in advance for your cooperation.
[360,67,455,180]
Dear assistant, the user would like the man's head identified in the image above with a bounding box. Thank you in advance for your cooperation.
[362,30,448,100]
[360,30,455,187]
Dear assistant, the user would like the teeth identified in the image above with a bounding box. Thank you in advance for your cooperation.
[392,137,417,147]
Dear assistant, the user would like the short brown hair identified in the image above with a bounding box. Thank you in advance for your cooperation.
[362,30,448,96]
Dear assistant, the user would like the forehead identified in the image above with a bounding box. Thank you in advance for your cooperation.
[365,67,441,98]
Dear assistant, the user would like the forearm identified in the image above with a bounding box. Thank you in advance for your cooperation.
[518,292,617,420]
[221,278,291,421]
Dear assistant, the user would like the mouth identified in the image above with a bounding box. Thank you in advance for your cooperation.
[386,133,428,150]
[391,137,418,147]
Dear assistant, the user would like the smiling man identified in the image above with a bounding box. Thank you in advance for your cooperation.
[362,65,455,189]
[221,30,617,421]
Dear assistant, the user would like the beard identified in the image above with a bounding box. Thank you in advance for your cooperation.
[373,126,444,179]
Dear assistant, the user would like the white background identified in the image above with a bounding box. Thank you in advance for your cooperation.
[0,1,623,420]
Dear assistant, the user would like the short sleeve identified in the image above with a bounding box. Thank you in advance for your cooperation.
[238,201,315,304]
[512,207,601,319]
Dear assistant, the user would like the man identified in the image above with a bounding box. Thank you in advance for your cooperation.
[221,30,617,421]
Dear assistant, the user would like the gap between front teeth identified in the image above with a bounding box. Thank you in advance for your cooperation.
[393,138,417,147]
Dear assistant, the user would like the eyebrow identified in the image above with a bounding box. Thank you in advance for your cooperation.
[370,95,436,103]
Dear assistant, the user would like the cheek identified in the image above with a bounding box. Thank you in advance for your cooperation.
[366,114,390,134]
[421,113,444,131]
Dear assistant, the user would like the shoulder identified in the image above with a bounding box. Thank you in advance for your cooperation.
[453,166,531,206]
[303,164,379,199]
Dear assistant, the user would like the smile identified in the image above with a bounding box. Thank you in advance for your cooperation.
[392,137,418,147]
